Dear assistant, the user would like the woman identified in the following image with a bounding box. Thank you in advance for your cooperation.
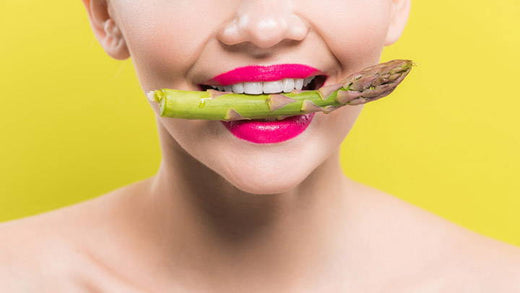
[1,0,519,291]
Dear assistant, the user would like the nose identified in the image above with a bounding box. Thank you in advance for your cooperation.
[217,0,309,49]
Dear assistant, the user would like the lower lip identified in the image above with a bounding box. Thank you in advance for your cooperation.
[221,113,315,144]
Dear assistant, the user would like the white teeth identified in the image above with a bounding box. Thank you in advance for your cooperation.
[263,80,284,94]
[294,79,304,90]
[243,82,263,94]
[282,79,295,93]
[208,76,316,94]
[232,83,244,94]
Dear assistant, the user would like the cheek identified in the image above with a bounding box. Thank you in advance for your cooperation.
[301,0,391,67]
[113,1,229,87]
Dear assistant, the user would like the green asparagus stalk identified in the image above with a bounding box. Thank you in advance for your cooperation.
[147,59,413,121]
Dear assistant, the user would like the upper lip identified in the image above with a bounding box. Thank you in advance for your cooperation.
[201,64,325,86]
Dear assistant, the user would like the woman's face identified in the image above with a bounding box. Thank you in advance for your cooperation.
[96,0,408,194]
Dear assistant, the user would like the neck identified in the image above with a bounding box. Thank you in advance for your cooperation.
[141,122,355,288]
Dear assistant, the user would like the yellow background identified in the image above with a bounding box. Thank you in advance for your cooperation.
[1,1,519,246]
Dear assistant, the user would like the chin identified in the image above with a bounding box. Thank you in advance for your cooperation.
[222,164,310,195]
[230,179,301,195]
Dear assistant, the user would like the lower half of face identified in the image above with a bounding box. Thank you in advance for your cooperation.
[156,103,363,194]
[111,0,393,194]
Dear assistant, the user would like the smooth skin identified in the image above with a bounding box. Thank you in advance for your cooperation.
[1,0,520,292]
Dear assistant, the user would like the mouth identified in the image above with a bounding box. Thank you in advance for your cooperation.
[195,64,329,121]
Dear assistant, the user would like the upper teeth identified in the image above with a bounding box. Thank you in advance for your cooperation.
[209,77,315,94]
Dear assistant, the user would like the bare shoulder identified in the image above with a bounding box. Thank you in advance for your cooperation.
[411,239,520,292]
[0,203,91,292]
[0,180,150,292]
[348,180,520,292]
[445,225,520,292]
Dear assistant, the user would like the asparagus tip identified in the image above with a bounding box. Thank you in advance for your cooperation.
[337,59,413,104]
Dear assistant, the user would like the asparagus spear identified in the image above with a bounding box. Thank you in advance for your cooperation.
[147,59,413,121]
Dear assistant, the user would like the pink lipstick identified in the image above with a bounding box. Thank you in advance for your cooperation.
[208,64,321,85]
[221,113,315,144]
